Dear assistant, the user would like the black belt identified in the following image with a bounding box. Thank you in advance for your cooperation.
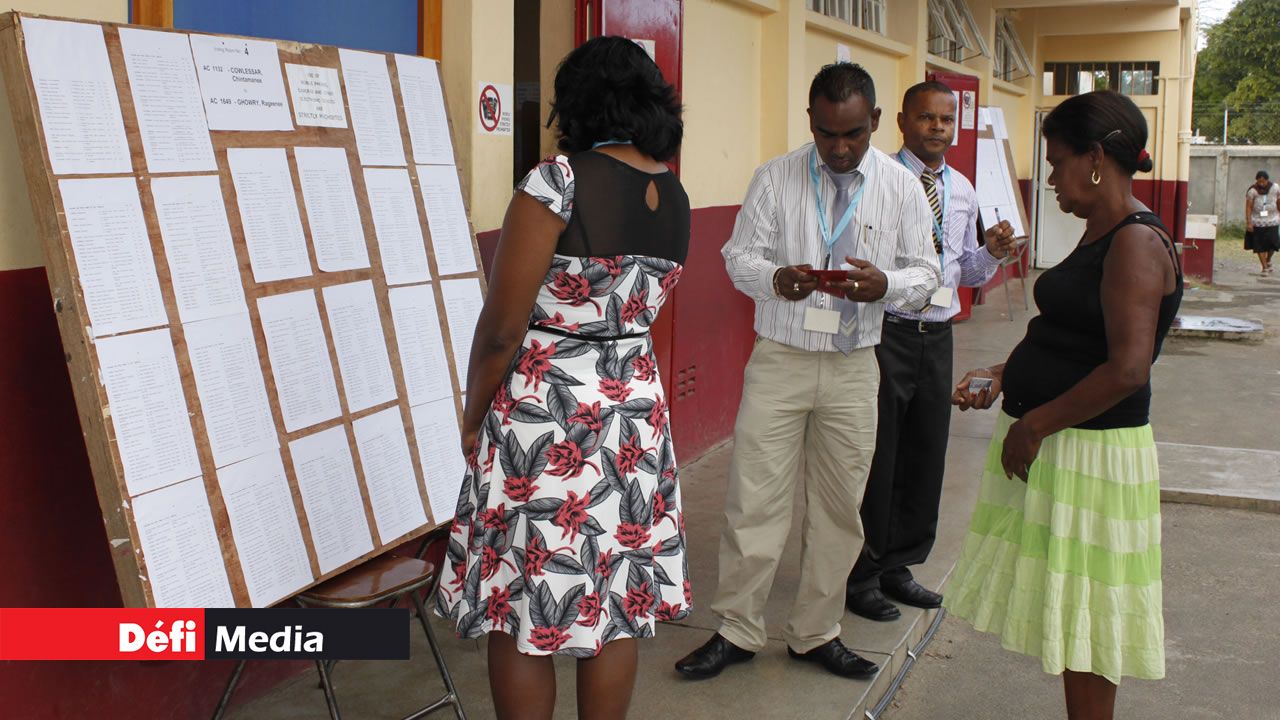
[883,313,952,333]
[528,323,648,342]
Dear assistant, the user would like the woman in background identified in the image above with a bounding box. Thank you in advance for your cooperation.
[1245,170,1279,274]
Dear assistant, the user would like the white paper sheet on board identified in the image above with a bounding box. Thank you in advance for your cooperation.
[133,477,236,608]
[395,54,454,165]
[416,165,477,276]
[322,280,397,413]
[59,177,168,337]
[96,328,203,497]
[118,28,216,173]
[22,17,132,174]
[228,148,313,283]
[353,407,427,543]
[410,398,465,523]
[289,426,374,575]
[184,313,278,469]
[389,284,453,406]
[190,34,293,132]
[440,278,483,388]
[257,290,343,432]
[294,147,371,272]
[216,450,314,607]
[151,175,247,324]
[340,49,406,167]
[285,63,348,129]
[365,168,432,286]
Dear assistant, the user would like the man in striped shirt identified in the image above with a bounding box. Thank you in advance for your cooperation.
[845,81,1017,623]
[675,63,941,682]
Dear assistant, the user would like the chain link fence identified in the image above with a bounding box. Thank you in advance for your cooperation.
[1192,104,1280,145]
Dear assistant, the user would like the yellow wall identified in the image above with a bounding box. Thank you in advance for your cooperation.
[0,1,129,272]
[681,0,763,208]
[991,85,1035,178]
[538,0,573,159]
[803,26,903,156]
[442,0,514,233]
[1037,29,1186,183]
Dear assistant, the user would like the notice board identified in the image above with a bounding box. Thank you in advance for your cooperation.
[0,12,483,608]
[975,105,1030,240]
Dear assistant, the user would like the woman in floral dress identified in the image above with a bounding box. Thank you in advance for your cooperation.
[435,37,690,719]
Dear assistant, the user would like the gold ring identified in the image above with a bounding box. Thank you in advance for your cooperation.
[793,282,800,292]
[853,281,860,292]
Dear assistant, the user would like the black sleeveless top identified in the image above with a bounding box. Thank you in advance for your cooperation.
[557,151,690,264]
[1001,212,1182,430]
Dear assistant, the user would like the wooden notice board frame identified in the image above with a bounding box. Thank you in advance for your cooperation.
[975,106,1031,241]
[0,12,483,608]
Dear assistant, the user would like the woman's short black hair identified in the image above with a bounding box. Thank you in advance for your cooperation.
[1041,90,1153,175]
[548,36,683,161]
[1257,170,1270,181]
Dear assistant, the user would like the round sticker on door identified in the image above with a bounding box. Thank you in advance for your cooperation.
[478,84,501,132]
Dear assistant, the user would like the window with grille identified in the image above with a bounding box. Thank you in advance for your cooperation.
[1042,61,1160,96]
[993,14,1033,82]
[807,0,886,35]
[927,0,989,63]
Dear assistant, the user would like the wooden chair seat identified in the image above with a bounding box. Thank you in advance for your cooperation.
[299,554,436,607]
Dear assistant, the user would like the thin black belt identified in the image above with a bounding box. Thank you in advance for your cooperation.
[883,313,952,333]
[528,323,648,342]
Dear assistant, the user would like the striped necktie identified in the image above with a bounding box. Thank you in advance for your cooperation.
[921,171,943,255]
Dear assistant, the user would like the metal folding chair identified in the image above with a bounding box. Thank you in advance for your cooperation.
[211,553,466,720]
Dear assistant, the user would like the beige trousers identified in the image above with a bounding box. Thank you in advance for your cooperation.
[710,338,879,653]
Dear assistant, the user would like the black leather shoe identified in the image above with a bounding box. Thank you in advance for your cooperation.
[674,633,755,680]
[845,588,901,621]
[787,638,879,679]
[882,579,943,609]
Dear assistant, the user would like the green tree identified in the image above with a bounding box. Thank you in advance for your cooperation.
[1193,0,1280,144]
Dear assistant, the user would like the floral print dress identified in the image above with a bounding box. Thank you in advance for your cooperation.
[435,153,692,657]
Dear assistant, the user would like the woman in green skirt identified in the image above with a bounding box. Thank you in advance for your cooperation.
[949,90,1181,720]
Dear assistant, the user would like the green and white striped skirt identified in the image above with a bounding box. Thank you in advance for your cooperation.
[944,411,1165,685]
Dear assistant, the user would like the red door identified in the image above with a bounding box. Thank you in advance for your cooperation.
[928,70,980,320]
[576,1,702,451]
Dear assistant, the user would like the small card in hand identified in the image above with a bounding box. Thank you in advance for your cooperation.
[967,377,994,394]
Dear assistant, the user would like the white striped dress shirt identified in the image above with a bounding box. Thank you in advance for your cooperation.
[890,147,1003,323]
[722,144,942,352]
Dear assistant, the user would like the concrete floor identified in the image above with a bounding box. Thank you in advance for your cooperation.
[229,256,1280,720]
[884,504,1280,720]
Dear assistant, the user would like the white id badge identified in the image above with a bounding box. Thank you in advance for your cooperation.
[929,287,954,308]
[1262,208,1271,217]
[803,306,841,334]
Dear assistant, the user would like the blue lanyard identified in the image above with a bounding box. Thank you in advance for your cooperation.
[897,150,948,269]
[809,147,867,262]
[592,139,632,149]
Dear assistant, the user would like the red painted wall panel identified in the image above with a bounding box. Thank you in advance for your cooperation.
[0,267,304,719]
[668,205,755,462]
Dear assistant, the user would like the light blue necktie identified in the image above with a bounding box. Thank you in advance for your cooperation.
[825,168,860,355]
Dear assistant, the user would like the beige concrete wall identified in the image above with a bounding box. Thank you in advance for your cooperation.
[681,0,764,208]
[804,24,904,156]
[539,0,573,159]
[442,0,515,232]
[0,1,129,272]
